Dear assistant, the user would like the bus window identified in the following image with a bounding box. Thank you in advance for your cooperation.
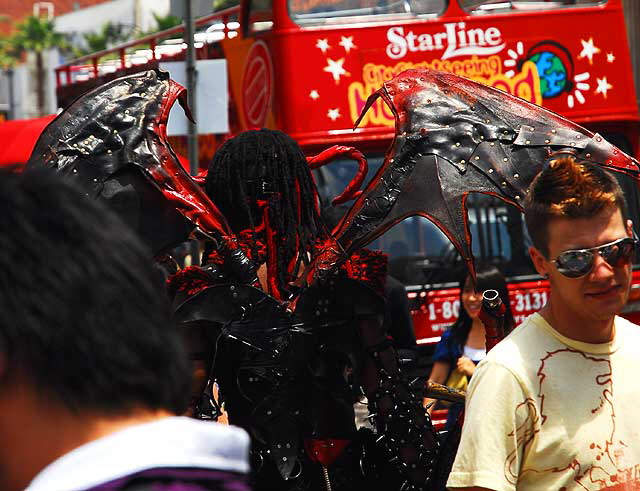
[460,0,606,14]
[314,155,535,286]
[289,0,445,25]
[249,0,273,32]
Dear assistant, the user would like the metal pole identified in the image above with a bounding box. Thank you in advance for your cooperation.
[185,0,199,176]
[185,0,201,267]
[7,68,15,120]
[133,0,142,33]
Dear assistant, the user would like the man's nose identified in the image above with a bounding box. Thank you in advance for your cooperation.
[590,253,615,280]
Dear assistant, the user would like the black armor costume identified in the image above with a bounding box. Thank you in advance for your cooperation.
[170,128,438,491]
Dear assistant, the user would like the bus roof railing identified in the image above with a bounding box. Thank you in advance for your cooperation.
[55,5,241,88]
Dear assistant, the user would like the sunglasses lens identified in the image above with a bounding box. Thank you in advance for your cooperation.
[554,238,637,278]
[556,250,594,278]
[601,238,635,267]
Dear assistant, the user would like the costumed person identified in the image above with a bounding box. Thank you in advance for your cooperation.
[0,168,250,491]
[169,128,438,491]
[22,69,438,491]
[424,263,514,431]
[448,156,640,491]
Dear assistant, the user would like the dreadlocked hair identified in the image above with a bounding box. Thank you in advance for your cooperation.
[204,129,325,296]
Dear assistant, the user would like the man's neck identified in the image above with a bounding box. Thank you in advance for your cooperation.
[0,378,171,491]
[539,300,616,344]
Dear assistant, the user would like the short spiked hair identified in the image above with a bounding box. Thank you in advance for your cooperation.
[524,156,628,258]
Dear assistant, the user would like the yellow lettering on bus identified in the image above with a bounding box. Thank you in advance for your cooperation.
[348,57,542,127]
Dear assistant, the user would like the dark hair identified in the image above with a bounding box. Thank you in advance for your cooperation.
[449,262,514,349]
[205,129,324,295]
[524,156,628,258]
[0,167,190,414]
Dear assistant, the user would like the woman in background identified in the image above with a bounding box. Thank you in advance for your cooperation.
[425,263,515,430]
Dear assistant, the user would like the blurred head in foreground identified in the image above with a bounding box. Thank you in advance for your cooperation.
[0,167,190,490]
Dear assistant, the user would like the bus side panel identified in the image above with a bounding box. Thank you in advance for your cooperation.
[273,3,639,147]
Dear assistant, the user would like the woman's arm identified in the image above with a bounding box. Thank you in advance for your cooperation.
[456,356,477,377]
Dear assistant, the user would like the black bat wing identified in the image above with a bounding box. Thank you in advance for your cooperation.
[27,69,195,257]
[326,68,640,277]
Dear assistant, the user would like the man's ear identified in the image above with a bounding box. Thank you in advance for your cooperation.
[529,246,550,278]
[626,219,634,238]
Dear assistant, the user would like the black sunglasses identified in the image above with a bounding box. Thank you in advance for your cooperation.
[551,236,637,278]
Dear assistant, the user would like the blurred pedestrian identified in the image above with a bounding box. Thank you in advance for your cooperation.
[0,168,250,491]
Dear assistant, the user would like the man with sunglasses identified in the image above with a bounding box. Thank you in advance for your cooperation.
[448,156,640,491]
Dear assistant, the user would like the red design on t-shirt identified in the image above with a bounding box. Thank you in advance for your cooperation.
[506,348,638,490]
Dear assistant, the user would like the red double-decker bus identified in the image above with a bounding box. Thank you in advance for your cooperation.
[54,0,640,347]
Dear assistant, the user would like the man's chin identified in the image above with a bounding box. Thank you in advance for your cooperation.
[583,294,627,321]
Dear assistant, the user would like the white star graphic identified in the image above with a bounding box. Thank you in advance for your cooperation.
[578,38,601,65]
[323,58,350,83]
[607,52,616,63]
[339,36,356,53]
[595,76,613,98]
[327,108,340,121]
[309,90,320,100]
[316,39,330,53]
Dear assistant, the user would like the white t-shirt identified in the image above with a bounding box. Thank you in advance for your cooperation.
[448,313,640,491]
[463,345,486,363]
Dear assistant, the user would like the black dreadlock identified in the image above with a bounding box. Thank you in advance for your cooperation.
[205,129,325,295]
